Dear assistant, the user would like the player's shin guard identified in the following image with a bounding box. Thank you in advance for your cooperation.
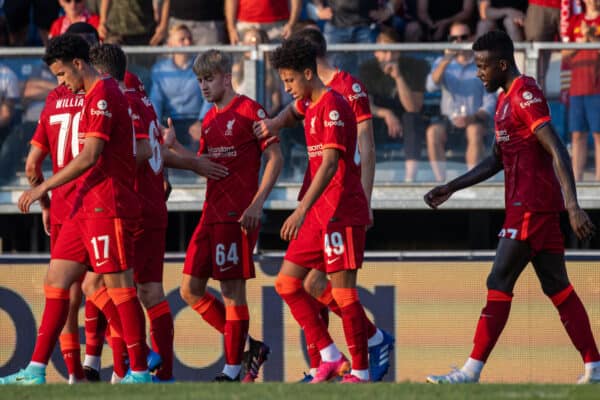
[147,300,174,379]
[85,300,107,358]
[192,292,226,334]
[89,286,124,337]
[275,274,333,351]
[332,288,369,373]
[470,289,513,362]
[224,305,249,367]
[31,286,70,364]
[59,333,84,380]
[107,287,147,372]
[551,285,600,362]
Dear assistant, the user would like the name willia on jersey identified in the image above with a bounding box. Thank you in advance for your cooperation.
[55,97,84,109]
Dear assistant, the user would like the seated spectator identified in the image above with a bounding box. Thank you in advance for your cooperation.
[168,0,227,45]
[150,23,211,149]
[425,22,496,182]
[232,27,282,116]
[98,0,167,45]
[48,0,99,39]
[416,0,476,41]
[360,26,429,182]
[563,0,600,181]
[225,0,301,44]
[3,0,60,45]
[476,0,527,41]
[524,0,560,90]
[0,63,19,147]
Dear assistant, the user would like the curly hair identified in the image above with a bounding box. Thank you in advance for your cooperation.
[43,34,91,66]
[472,30,515,66]
[89,43,127,81]
[291,28,327,58]
[193,49,233,77]
[270,37,317,73]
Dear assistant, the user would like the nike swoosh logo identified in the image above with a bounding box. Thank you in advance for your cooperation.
[96,260,109,267]
[219,265,234,272]
[15,377,24,381]
[85,317,98,322]
[327,257,340,265]
[127,343,140,349]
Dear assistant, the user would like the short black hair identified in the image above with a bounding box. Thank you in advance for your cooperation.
[270,37,317,73]
[89,43,127,81]
[65,22,100,45]
[472,30,515,66]
[291,28,326,58]
[43,34,91,66]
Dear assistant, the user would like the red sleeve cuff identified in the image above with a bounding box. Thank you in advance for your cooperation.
[530,116,551,133]
[84,131,110,141]
[323,143,346,152]
[30,139,49,153]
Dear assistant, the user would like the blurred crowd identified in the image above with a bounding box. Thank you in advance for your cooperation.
[1,0,600,183]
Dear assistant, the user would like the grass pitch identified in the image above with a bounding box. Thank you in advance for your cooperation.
[1,383,599,400]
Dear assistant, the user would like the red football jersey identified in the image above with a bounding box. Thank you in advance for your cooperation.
[126,89,167,229]
[295,89,370,227]
[75,76,141,219]
[31,85,85,224]
[565,14,600,96]
[237,0,289,23]
[199,95,277,224]
[495,75,564,212]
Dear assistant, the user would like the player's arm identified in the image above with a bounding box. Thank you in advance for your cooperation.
[357,118,375,214]
[239,143,283,232]
[424,142,503,209]
[535,123,596,240]
[24,145,51,234]
[281,147,339,241]
[253,102,302,140]
[18,137,105,212]
[136,138,152,164]
[162,147,228,179]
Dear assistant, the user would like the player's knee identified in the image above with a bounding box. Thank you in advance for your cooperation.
[138,287,164,309]
[486,272,512,293]
[275,274,303,296]
[541,278,571,298]
[180,284,204,306]
[303,273,327,298]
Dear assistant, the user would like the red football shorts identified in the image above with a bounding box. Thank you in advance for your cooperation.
[500,209,564,255]
[284,215,366,274]
[183,221,257,281]
[50,223,62,254]
[134,227,166,284]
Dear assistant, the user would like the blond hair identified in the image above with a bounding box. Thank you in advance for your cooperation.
[169,23,192,38]
[192,49,233,76]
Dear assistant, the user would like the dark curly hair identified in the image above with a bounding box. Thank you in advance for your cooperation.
[270,37,317,73]
[472,30,515,66]
[43,34,90,66]
[291,28,327,58]
[89,43,127,81]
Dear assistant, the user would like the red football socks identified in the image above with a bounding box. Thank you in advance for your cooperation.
[551,285,600,363]
[224,305,249,366]
[59,332,84,380]
[192,292,226,334]
[84,299,107,357]
[31,285,70,364]
[147,300,174,379]
[470,290,512,362]
[332,288,369,370]
[107,287,147,372]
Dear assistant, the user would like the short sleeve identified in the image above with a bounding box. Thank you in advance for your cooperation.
[130,99,149,139]
[82,84,115,142]
[321,97,349,153]
[345,78,372,123]
[250,101,279,151]
[514,85,551,133]
[31,118,50,153]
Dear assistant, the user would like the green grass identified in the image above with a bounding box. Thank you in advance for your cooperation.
[1,383,599,400]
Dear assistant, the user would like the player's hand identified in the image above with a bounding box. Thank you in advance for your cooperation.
[18,185,47,213]
[162,118,177,147]
[424,184,453,209]
[567,206,596,241]
[280,208,305,241]
[194,155,229,179]
[253,119,279,140]
[239,201,262,233]
[41,207,51,236]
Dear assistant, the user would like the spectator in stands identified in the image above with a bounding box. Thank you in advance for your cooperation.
[168,0,227,45]
[313,0,393,74]
[360,26,429,182]
[225,0,302,44]
[98,0,168,45]
[563,0,600,181]
[3,0,61,46]
[416,0,476,41]
[524,0,560,89]
[476,0,527,41]
[48,0,99,39]
[232,27,282,116]
[150,23,211,149]
[425,22,496,182]
[0,63,19,147]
